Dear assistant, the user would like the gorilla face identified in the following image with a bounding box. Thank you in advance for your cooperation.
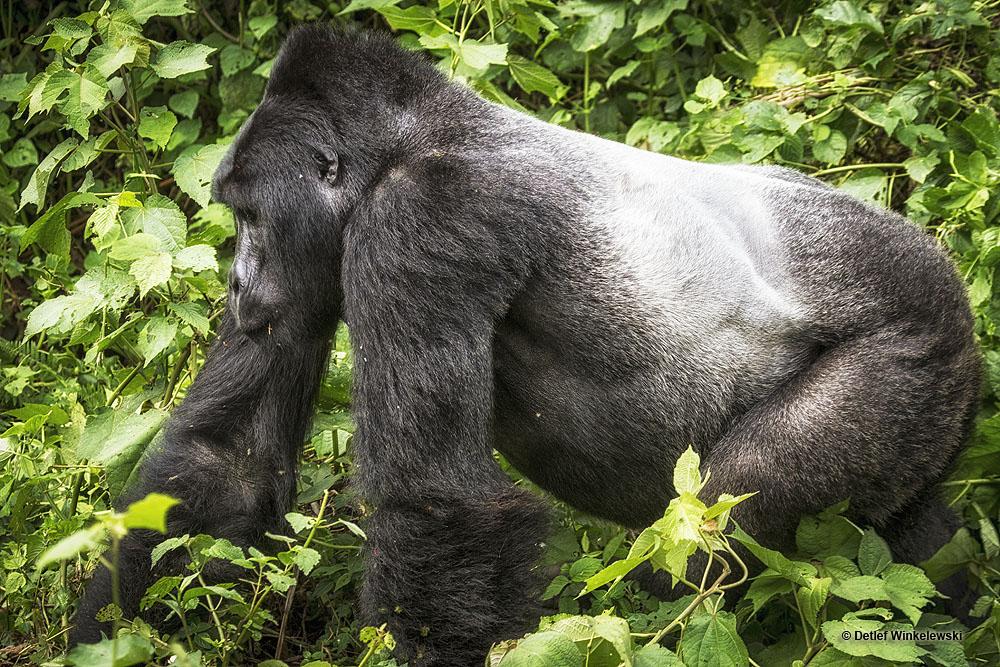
[212,98,345,341]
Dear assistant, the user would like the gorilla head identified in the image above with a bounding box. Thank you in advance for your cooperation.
[211,98,344,340]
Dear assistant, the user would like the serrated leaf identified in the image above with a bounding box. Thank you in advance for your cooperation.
[680,611,749,667]
[607,60,641,88]
[121,0,194,24]
[495,631,582,666]
[220,44,255,76]
[377,5,438,32]
[459,39,509,71]
[168,90,199,118]
[673,446,703,495]
[136,316,177,366]
[88,203,120,239]
[109,232,161,260]
[172,143,228,208]
[151,41,215,78]
[248,14,277,39]
[130,252,173,295]
[78,398,168,497]
[87,42,140,78]
[822,617,926,661]
[174,244,218,272]
[507,55,565,99]
[168,301,210,334]
[18,137,78,212]
[857,529,892,576]
[293,547,321,575]
[122,194,187,253]
[58,65,110,139]
[138,105,177,149]
[67,635,154,667]
[150,535,190,567]
[285,512,315,533]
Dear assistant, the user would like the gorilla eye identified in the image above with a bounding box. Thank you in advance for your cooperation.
[237,209,257,227]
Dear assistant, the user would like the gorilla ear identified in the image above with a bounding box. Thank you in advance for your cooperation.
[313,148,339,186]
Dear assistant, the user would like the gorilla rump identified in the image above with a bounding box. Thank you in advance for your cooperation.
[72,25,980,665]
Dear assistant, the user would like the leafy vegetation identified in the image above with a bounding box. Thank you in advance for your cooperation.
[2,0,1000,665]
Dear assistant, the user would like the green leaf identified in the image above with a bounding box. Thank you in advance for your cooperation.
[507,55,565,99]
[136,316,178,366]
[750,36,809,88]
[339,0,401,13]
[570,5,625,52]
[249,14,278,39]
[547,614,632,665]
[293,547,321,574]
[121,0,194,24]
[285,512,315,533]
[168,90,199,118]
[831,574,889,603]
[584,557,644,593]
[3,137,39,167]
[37,524,106,569]
[673,446,703,495]
[173,143,229,208]
[174,244,218,272]
[122,194,187,253]
[67,634,154,667]
[150,534,190,567]
[169,301,211,334]
[109,232,162,260]
[151,41,216,78]
[821,617,926,661]
[377,5,438,32]
[123,492,181,532]
[0,72,28,102]
[815,1,883,34]
[745,571,794,613]
[607,60,641,88]
[495,631,583,666]
[694,75,726,106]
[77,402,166,467]
[681,611,749,667]
[799,576,832,628]
[220,45,255,76]
[130,252,173,296]
[730,526,811,585]
[87,42,140,78]
[138,105,177,149]
[634,644,683,667]
[18,137,79,212]
[58,65,110,138]
[880,563,934,624]
[903,154,939,183]
[460,39,509,71]
[634,0,686,37]
[857,529,892,576]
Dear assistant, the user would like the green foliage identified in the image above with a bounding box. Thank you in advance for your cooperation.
[3,0,1000,664]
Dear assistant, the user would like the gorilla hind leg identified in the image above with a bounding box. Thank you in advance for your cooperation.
[698,329,977,557]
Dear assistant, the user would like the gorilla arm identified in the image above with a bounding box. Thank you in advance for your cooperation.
[70,314,330,645]
[343,156,551,666]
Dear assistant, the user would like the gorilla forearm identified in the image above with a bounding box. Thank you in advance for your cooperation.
[71,315,331,644]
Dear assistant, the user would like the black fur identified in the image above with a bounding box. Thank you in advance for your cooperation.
[72,25,981,665]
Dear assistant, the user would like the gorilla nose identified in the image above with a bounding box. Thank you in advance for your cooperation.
[229,259,247,294]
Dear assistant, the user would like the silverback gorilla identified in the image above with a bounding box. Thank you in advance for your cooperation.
[72,24,980,664]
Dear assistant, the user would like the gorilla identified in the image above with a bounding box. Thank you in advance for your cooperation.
[72,24,980,665]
